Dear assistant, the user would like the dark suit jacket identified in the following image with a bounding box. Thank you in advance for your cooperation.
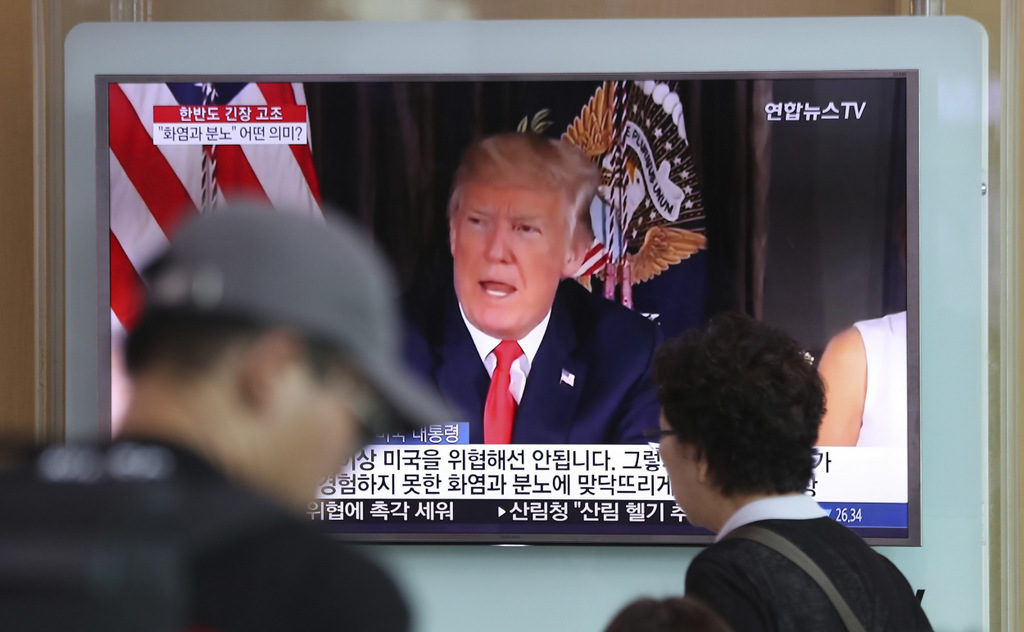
[403,278,662,444]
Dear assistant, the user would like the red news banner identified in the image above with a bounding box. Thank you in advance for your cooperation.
[152,104,308,146]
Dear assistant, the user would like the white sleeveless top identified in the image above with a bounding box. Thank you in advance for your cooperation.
[852,311,907,448]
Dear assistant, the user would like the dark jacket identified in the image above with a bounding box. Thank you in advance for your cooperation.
[0,441,408,632]
[403,278,662,444]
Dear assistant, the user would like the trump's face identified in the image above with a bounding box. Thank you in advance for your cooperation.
[450,181,582,341]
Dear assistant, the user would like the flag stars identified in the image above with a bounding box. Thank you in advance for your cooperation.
[684,185,693,194]
[654,127,663,138]
[673,157,682,166]
[684,200,694,209]
[665,141,673,151]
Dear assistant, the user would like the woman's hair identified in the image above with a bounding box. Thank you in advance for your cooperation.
[605,596,732,632]
[653,312,824,496]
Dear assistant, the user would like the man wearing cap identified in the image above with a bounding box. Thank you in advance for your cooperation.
[404,133,661,444]
[0,207,448,631]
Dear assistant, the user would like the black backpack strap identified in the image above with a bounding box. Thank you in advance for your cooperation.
[724,524,867,632]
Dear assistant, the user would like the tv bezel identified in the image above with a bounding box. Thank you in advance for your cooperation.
[94,69,921,546]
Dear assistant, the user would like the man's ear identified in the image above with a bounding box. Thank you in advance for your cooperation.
[561,225,590,278]
[237,332,304,414]
[697,458,711,486]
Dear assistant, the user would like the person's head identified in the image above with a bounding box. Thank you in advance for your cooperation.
[122,206,449,511]
[605,596,731,632]
[447,133,599,340]
[652,313,824,529]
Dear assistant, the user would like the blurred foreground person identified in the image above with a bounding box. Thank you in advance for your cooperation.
[652,313,931,631]
[605,595,731,632]
[0,207,449,632]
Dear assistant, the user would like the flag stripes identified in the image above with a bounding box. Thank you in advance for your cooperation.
[108,84,196,237]
[108,81,323,331]
[576,240,610,278]
[257,82,322,204]
[110,233,145,331]
[214,144,271,204]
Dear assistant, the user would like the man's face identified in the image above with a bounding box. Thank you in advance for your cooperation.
[657,411,714,530]
[242,338,366,512]
[284,364,369,504]
[450,182,582,341]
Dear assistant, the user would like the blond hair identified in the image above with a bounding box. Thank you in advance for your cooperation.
[447,133,599,241]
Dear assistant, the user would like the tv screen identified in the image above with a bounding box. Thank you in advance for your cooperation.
[103,72,918,544]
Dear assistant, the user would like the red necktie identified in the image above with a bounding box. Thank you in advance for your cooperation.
[483,340,523,444]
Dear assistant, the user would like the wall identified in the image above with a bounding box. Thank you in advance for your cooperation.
[0,1,36,441]
[1013,0,1024,621]
[4,0,1020,629]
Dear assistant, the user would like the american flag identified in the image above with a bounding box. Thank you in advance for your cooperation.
[107,81,322,335]
[575,239,609,278]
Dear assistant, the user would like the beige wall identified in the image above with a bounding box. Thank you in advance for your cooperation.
[2,0,1020,621]
[0,0,36,442]
[1017,0,1023,623]
[150,0,900,20]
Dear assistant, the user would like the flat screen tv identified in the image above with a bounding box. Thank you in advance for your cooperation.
[66,20,928,545]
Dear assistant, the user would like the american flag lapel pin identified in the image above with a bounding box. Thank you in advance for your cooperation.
[560,369,575,387]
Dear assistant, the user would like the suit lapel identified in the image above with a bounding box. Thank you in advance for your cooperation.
[514,288,586,443]
[434,293,490,443]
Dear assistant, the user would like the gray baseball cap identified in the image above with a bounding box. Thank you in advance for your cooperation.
[142,205,451,434]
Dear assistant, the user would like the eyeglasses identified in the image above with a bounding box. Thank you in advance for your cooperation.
[642,427,679,449]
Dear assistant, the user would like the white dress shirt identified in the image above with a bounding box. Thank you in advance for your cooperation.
[715,493,828,542]
[459,305,551,404]
[853,311,907,448]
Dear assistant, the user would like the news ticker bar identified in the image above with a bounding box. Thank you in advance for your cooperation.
[817,502,909,529]
[374,423,470,445]
[153,123,308,146]
[309,498,909,532]
[153,104,307,124]
[150,104,310,146]
[322,443,908,504]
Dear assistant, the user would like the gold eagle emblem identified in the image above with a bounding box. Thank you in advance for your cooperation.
[629,226,707,284]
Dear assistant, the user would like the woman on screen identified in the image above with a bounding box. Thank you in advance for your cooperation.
[817,311,908,448]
